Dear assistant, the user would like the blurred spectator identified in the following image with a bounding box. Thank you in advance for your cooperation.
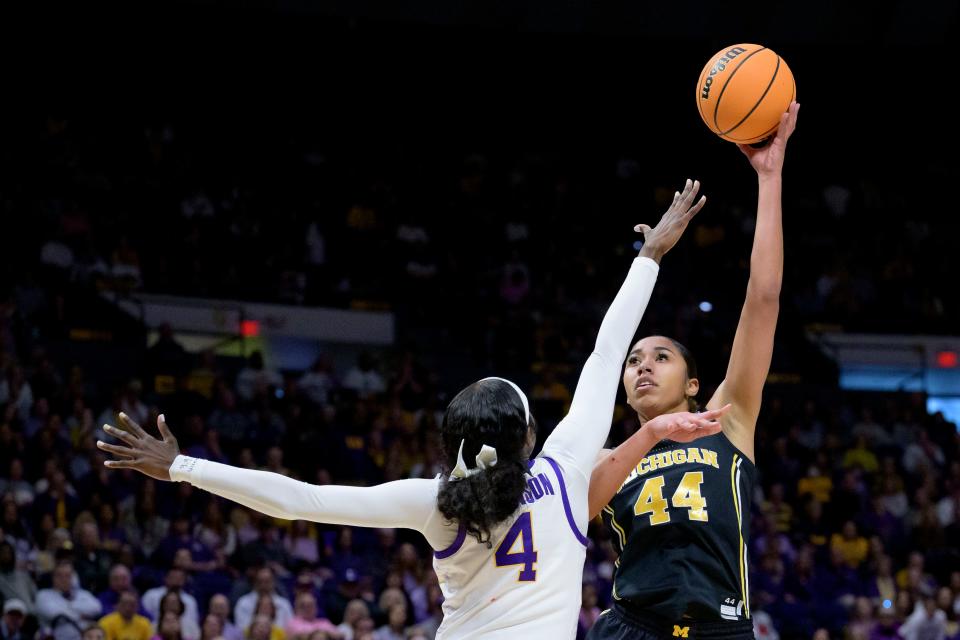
[286,592,337,640]
[797,459,833,505]
[153,592,199,640]
[0,459,35,507]
[760,484,793,534]
[119,382,149,428]
[248,598,285,640]
[334,601,369,640]
[234,568,292,632]
[297,358,336,407]
[199,614,223,640]
[936,479,960,529]
[194,502,236,561]
[869,605,900,640]
[1,599,28,640]
[830,521,869,569]
[902,430,945,475]
[141,569,199,629]
[936,587,958,639]
[207,391,250,454]
[32,471,80,530]
[98,590,152,640]
[151,612,182,640]
[144,326,188,396]
[846,597,876,640]
[391,545,426,624]
[342,354,385,399]
[852,409,891,449]
[75,521,113,594]
[98,565,137,615]
[0,541,37,612]
[751,607,779,640]
[577,584,601,640]
[900,598,947,640]
[207,595,241,640]
[185,351,222,401]
[408,583,441,640]
[36,561,103,640]
[865,555,897,607]
[235,353,282,403]
[372,602,406,640]
[843,435,880,474]
[283,521,318,569]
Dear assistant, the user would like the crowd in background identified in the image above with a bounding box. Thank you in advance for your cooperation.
[1,115,958,640]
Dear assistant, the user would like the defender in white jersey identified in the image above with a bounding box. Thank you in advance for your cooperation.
[98,178,721,639]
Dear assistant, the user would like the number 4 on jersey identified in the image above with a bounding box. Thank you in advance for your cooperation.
[494,511,538,581]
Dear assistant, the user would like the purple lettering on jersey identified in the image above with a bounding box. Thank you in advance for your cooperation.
[537,473,555,495]
[529,477,544,500]
[494,511,537,581]
[522,489,534,504]
[543,456,589,547]
[434,524,467,559]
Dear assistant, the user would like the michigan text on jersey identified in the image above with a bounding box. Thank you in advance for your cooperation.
[619,448,720,488]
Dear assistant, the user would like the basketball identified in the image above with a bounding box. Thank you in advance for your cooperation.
[696,44,796,144]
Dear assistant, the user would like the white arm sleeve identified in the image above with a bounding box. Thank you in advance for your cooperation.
[170,456,441,534]
[540,256,659,479]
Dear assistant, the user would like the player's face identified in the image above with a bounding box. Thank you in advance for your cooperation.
[622,336,698,420]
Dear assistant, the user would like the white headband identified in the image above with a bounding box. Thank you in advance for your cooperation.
[479,376,530,425]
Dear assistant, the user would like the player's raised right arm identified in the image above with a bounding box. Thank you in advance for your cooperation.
[540,179,707,478]
[98,413,437,532]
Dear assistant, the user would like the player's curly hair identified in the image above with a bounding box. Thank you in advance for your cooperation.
[436,379,533,545]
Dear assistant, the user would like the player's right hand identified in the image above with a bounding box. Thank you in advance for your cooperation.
[644,404,730,443]
[97,412,180,481]
[635,178,707,262]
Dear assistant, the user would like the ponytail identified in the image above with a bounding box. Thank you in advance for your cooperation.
[436,379,532,544]
[437,461,528,545]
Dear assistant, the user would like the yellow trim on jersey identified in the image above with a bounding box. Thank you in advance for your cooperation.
[730,454,749,619]
[601,506,626,602]
[603,505,628,550]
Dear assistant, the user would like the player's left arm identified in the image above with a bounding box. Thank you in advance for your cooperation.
[707,102,799,462]
[97,413,438,531]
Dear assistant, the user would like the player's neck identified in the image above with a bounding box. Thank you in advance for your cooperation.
[637,400,689,426]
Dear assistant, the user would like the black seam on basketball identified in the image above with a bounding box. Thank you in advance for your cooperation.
[726,119,781,143]
[728,73,794,142]
[721,55,781,137]
[712,47,768,132]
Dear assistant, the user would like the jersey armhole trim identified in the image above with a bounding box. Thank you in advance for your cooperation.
[433,524,466,559]
[543,456,589,547]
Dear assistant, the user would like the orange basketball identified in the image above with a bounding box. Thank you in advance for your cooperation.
[696,44,796,144]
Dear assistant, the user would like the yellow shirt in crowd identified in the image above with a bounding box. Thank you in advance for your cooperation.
[99,612,153,640]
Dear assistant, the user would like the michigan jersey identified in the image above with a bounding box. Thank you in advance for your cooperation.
[601,432,756,623]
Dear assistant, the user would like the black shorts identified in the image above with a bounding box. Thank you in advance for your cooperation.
[585,603,755,640]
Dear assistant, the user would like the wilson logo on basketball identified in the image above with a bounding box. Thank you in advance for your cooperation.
[700,47,748,99]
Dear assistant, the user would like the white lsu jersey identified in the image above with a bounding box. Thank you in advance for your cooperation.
[432,455,590,639]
